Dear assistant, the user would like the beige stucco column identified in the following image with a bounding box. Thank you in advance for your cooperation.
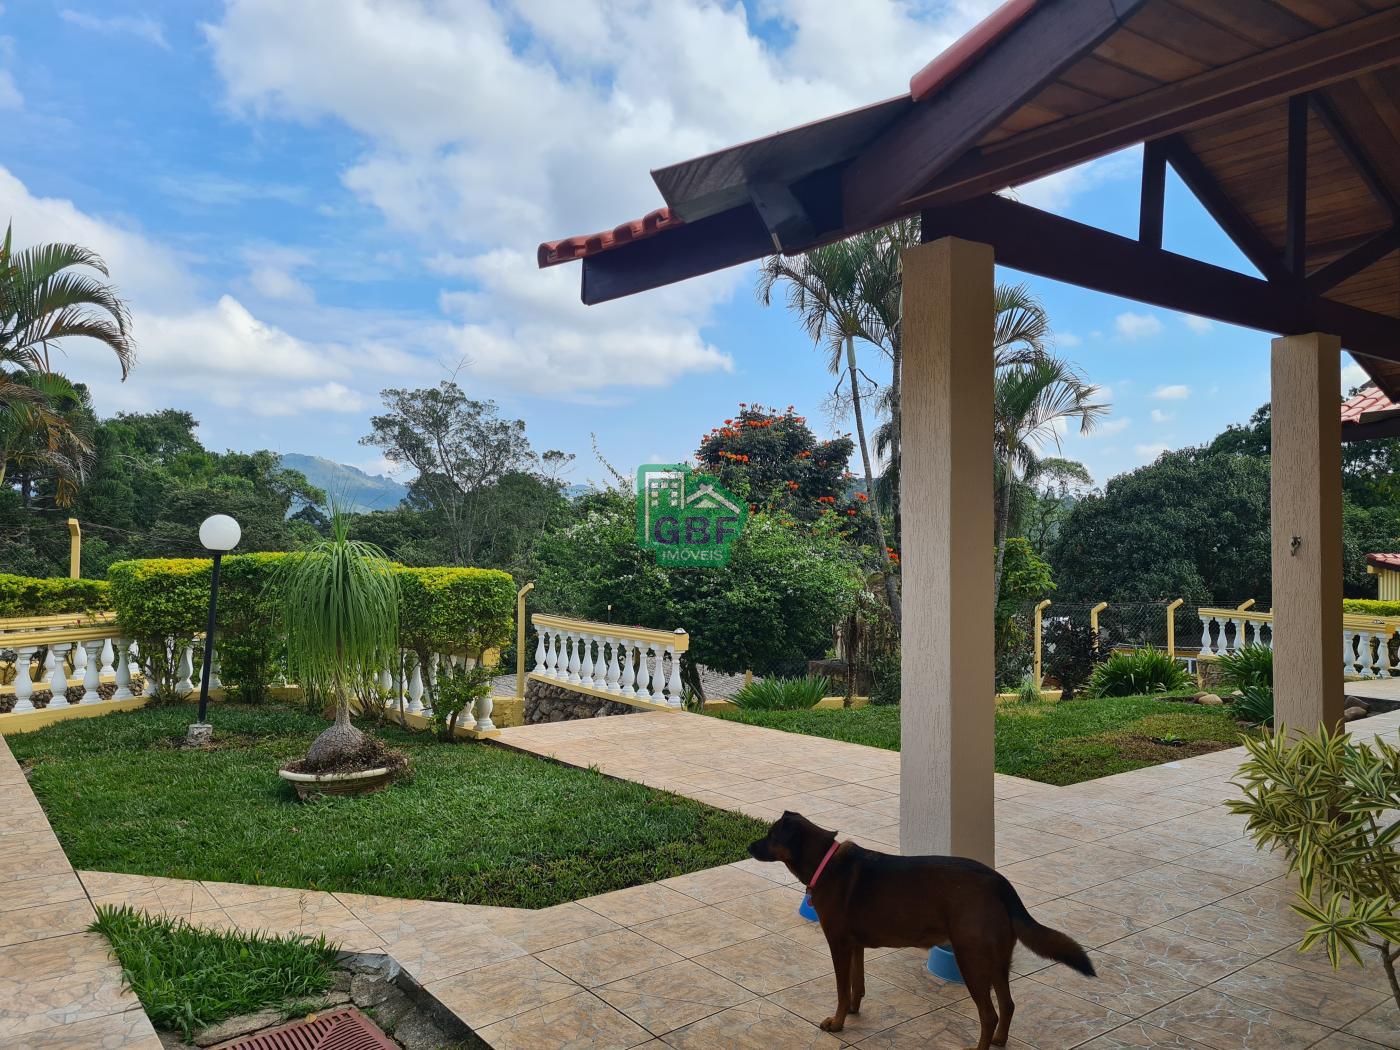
[899,236,995,865]
[1270,332,1344,733]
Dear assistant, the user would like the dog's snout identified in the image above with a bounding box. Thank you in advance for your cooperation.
[748,838,773,861]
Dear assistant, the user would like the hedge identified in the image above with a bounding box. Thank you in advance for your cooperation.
[0,573,111,618]
[1343,599,1400,617]
[107,557,514,702]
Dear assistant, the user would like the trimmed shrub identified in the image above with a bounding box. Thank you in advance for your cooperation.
[1087,648,1190,698]
[0,573,111,618]
[731,675,830,711]
[395,567,515,659]
[108,559,211,698]
[1043,619,1099,699]
[1343,599,1400,617]
[217,553,289,704]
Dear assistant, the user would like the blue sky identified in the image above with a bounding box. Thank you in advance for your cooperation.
[0,1,1366,490]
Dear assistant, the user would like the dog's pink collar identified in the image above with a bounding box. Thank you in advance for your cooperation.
[807,839,841,891]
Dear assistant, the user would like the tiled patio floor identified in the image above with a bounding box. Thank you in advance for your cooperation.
[6,708,1399,1049]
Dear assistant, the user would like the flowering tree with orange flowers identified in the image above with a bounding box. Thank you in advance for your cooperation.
[696,403,857,522]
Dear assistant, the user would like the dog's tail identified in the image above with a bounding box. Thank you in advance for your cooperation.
[999,880,1095,977]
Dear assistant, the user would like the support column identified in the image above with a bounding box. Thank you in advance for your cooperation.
[1271,332,1344,733]
[899,236,995,865]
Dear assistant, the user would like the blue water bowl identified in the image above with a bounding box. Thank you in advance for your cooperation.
[926,945,964,984]
[798,893,819,922]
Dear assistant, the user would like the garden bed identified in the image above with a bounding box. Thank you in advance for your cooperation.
[709,694,1253,785]
[11,704,765,908]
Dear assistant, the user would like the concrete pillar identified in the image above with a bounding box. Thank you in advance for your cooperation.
[1270,332,1344,733]
[899,236,995,864]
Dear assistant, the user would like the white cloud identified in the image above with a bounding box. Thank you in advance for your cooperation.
[1183,315,1213,334]
[1008,147,1139,212]
[1057,331,1083,348]
[1342,359,1370,392]
[1093,417,1131,437]
[1150,408,1174,423]
[1152,384,1191,401]
[1115,311,1164,340]
[1135,443,1169,460]
[60,9,169,49]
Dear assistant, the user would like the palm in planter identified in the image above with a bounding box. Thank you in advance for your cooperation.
[277,510,401,774]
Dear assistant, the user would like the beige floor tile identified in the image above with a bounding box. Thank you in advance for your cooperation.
[1099,929,1259,985]
[1157,903,1307,956]
[633,904,767,957]
[768,974,937,1043]
[0,849,71,881]
[1077,1019,1215,1048]
[861,950,969,1006]
[714,885,809,933]
[662,998,842,1049]
[594,958,753,1036]
[386,923,527,983]
[538,929,684,987]
[332,892,496,941]
[1212,958,1388,1027]
[426,955,580,1029]
[10,1008,161,1049]
[198,879,308,909]
[1143,988,1333,1050]
[577,883,706,927]
[1172,843,1292,882]
[1312,1034,1395,1050]
[1268,941,1398,994]
[1024,898,1151,949]
[946,978,1133,1050]
[476,990,652,1050]
[850,1004,1033,1049]
[0,967,141,1039]
[660,865,776,905]
[0,829,64,856]
[696,933,834,996]
[1092,830,1213,864]
[1028,949,1200,1016]
[765,772,848,794]
[729,857,802,886]
[0,932,115,983]
[3,872,88,913]
[493,902,622,954]
[219,894,382,951]
[1212,880,1312,927]
[1343,999,1399,1048]
[0,900,95,947]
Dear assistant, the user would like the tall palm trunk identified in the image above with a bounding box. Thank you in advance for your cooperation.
[847,334,901,627]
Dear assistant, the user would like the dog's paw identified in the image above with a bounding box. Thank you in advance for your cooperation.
[819,1017,845,1032]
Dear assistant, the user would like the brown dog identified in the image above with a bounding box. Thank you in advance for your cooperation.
[749,812,1094,1049]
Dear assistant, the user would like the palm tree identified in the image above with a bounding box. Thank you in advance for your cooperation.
[992,356,1107,601]
[0,371,96,505]
[278,508,400,766]
[758,240,902,627]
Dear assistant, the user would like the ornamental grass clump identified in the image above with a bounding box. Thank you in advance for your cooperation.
[1086,647,1190,698]
[276,509,402,773]
[1229,724,1400,1008]
[731,675,830,711]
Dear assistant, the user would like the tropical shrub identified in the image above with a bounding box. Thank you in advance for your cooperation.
[429,661,495,739]
[108,558,210,698]
[731,675,830,711]
[1229,725,1400,1009]
[0,572,110,617]
[1087,648,1190,698]
[868,650,901,706]
[1232,684,1274,727]
[1043,619,1099,699]
[215,552,288,704]
[1215,644,1273,693]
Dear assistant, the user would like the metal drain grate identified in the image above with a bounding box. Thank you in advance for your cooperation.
[211,1007,399,1050]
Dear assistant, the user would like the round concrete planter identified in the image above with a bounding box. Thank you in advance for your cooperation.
[278,765,396,800]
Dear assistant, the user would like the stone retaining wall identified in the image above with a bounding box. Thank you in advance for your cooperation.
[524,678,639,724]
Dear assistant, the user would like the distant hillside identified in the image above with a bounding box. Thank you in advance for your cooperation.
[280,454,409,513]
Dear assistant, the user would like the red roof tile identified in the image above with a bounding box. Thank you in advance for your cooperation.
[1341,384,1397,425]
[1366,552,1400,570]
[538,207,682,268]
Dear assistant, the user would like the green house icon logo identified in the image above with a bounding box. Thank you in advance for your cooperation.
[637,464,746,567]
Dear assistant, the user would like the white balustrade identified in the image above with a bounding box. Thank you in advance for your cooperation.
[1196,605,1400,678]
[113,639,134,700]
[11,645,37,713]
[175,641,196,697]
[529,615,690,707]
[81,640,103,703]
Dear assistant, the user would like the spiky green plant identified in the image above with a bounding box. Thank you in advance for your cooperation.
[1231,684,1274,727]
[1086,647,1190,698]
[276,508,399,764]
[1214,644,1273,693]
[731,675,830,711]
[1229,724,1400,1008]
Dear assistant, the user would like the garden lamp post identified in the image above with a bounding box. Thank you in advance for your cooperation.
[189,513,241,745]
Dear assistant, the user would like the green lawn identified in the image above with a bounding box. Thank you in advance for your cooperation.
[710,696,1250,785]
[11,704,765,908]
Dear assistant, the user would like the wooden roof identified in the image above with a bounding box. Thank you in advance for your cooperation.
[542,0,1400,395]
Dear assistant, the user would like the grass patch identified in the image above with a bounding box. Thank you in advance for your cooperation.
[711,695,1250,785]
[90,904,337,1040]
[14,704,765,907]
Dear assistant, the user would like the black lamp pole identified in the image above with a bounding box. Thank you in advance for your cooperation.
[197,551,223,725]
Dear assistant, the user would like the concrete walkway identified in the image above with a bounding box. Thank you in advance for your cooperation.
[7,709,1400,1048]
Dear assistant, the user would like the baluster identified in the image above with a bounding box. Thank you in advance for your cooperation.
[648,643,664,702]
[48,642,72,703]
[554,632,567,679]
[579,633,596,688]
[81,640,103,703]
[379,661,393,696]
[43,647,55,683]
[99,636,114,679]
[112,639,134,701]
[209,647,223,690]
[407,654,425,714]
[534,627,548,676]
[1199,617,1213,659]
[11,645,37,713]
[425,653,440,714]
[619,640,636,697]
[605,638,621,693]
[1343,631,1356,676]
[73,639,87,675]
[565,633,581,684]
[474,689,496,732]
[666,641,683,706]
[176,640,195,696]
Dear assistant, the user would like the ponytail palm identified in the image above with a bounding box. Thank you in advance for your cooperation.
[278,511,399,764]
